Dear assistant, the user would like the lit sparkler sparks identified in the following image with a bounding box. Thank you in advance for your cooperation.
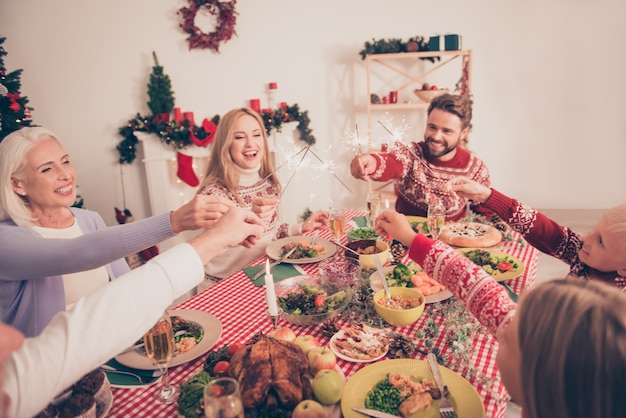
[377,120,437,175]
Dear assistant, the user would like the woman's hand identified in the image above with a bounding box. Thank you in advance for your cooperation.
[301,211,330,233]
[350,154,377,180]
[374,209,417,247]
[448,177,492,204]
[251,196,280,222]
[170,195,234,233]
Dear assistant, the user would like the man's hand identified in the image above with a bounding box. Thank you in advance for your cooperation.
[374,209,417,248]
[170,195,234,233]
[350,154,377,180]
[448,177,492,204]
[189,207,264,264]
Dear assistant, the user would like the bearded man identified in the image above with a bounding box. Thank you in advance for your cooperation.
[350,93,491,220]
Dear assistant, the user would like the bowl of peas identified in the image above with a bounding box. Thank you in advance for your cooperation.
[347,227,380,242]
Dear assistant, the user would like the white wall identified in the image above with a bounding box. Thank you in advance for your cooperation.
[2,0,625,227]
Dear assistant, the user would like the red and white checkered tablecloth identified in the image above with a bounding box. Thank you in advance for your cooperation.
[107,210,537,418]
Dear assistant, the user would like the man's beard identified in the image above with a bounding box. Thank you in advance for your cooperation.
[424,137,458,158]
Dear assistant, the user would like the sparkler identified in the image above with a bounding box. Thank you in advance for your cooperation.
[280,146,310,198]
[307,147,355,195]
[377,120,437,176]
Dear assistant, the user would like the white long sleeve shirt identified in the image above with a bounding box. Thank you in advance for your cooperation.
[5,242,204,418]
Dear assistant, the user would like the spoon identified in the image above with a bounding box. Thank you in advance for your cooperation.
[375,254,392,305]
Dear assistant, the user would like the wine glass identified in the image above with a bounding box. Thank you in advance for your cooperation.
[427,202,446,240]
[203,377,244,418]
[143,311,177,404]
[366,191,381,227]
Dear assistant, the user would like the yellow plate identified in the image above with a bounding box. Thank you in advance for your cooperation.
[341,358,484,418]
[456,248,525,282]
[406,215,429,236]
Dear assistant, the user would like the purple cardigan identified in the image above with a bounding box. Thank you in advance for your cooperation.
[0,208,175,337]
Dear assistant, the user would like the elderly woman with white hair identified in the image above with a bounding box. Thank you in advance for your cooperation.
[0,127,233,337]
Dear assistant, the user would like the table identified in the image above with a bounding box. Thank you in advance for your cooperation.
[108,210,537,417]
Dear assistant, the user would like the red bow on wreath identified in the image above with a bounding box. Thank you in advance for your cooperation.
[6,93,21,111]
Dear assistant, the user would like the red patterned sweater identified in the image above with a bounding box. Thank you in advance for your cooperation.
[369,142,491,220]
[481,189,626,290]
[408,234,516,338]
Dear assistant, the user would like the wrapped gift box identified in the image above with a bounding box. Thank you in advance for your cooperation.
[428,34,462,51]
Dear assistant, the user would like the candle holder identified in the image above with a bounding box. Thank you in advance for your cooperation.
[266,308,283,330]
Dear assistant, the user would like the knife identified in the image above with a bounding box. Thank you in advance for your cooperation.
[351,406,402,418]
[250,247,297,281]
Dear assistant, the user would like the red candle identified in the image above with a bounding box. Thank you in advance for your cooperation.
[389,91,398,104]
[174,107,183,124]
[269,82,278,90]
[280,102,287,110]
[183,111,195,125]
[249,99,261,112]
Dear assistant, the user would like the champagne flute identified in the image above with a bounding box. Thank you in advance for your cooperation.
[203,377,244,418]
[329,209,346,239]
[144,311,177,404]
[366,191,381,227]
[427,202,446,240]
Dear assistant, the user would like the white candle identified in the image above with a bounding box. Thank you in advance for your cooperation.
[385,198,390,209]
[264,259,279,316]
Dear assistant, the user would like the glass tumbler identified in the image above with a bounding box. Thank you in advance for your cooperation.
[203,377,244,418]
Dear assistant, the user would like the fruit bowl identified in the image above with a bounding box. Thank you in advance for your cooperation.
[275,275,352,326]
[413,88,449,103]
[373,287,425,327]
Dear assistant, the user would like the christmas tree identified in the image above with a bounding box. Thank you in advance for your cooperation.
[0,36,34,141]
[147,51,175,117]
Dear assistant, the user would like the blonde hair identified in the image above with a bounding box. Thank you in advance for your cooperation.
[198,108,279,204]
[518,279,626,418]
[0,127,62,227]
[603,204,626,256]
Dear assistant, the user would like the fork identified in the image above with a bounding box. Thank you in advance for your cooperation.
[427,352,456,417]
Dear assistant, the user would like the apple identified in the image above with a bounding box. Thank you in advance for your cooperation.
[312,369,344,405]
[292,399,327,418]
[307,346,336,374]
[268,326,296,343]
[294,334,321,355]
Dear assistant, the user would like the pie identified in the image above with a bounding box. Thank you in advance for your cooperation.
[330,324,389,361]
[438,222,502,248]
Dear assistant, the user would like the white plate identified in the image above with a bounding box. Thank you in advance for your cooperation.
[266,236,337,264]
[329,328,388,363]
[369,266,453,304]
[97,392,113,418]
[115,310,222,370]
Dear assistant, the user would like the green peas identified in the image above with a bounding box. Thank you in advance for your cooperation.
[364,377,407,415]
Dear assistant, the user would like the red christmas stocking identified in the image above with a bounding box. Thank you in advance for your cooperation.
[176,151,199,187]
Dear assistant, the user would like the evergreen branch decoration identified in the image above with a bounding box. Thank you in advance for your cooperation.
[147,52,175,116]
[359,36,439,63]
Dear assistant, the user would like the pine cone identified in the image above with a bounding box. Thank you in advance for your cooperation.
[390,242,407,262]
[387,333,416,359]
[321,319,341,338]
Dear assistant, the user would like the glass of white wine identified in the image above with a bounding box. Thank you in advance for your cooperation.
[329,209,346,240]
[366,191,381,227]
[144,311,177,404]
[203,377,244,418]
[427,202,446,240]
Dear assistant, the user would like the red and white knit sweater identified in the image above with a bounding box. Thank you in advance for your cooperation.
[481,189,626,290]
[369,142,491,220]
[408,234,516,338]
[198,167,298,279]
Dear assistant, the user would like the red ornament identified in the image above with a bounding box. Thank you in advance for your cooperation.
[7,93,21,111]
[269,82,278,90]
[178,0,238,53]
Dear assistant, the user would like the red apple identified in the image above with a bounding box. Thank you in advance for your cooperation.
[307,346,336,374]
[268,326,296,343]
[312,369,344,405]
[294,334,321,355]
[292,399,327,418]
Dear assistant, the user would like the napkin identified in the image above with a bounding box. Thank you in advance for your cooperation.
[102,358,160,388]
[244,263,303,287]
[352,216,368,227]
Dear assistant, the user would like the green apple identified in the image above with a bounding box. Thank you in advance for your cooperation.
[291,399,327,418]
[311,369,344,405]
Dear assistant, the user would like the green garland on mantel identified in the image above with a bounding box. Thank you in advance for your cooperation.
[116,103,315,164]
